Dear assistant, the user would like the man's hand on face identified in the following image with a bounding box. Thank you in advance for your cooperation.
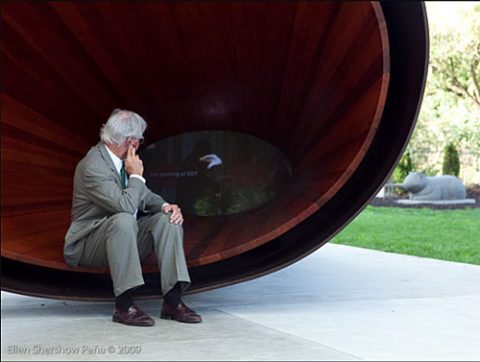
[124,145,144,176]
[162,204,184,225]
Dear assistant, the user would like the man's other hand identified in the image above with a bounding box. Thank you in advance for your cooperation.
[162,204,184,225]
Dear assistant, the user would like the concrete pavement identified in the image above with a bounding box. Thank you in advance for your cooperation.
[2,243,480,361]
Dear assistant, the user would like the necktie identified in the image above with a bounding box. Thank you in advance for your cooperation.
[119,163,127,189]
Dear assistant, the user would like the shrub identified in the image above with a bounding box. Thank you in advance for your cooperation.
[421,166,440,176]
[442,142,460,176]
[392,151,414,183]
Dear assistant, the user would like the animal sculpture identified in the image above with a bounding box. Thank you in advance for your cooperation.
[394,172,466,200]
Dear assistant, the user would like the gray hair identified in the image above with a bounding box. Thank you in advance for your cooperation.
[100,108,147,145]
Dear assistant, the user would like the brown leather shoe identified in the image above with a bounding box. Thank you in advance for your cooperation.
[161,302,202,323]
[113,304,155,326]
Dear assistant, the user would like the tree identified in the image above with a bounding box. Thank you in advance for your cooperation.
[429,4,480,108]
[404,3,480,184]
[392,151,413,183]
[442,142,460,176]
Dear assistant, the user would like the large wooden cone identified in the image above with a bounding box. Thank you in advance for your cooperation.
[1,2,428,300]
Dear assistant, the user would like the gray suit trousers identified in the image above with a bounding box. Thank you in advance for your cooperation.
[79,212,191,297]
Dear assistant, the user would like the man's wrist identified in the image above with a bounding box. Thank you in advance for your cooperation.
[129,174,146,184]
[162,203,170,212]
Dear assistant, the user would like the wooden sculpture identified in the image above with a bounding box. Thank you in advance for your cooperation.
[1,1,428,300]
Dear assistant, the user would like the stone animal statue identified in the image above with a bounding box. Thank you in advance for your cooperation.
[393,172,466,200]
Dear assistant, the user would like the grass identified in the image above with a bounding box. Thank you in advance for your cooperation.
[331,206,480,265]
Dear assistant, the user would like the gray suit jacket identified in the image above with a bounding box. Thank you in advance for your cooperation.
[64,142,166,267]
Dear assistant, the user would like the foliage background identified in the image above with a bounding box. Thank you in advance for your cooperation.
[399,2,480,185]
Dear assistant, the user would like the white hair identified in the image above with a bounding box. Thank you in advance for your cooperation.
[100,108,147,145]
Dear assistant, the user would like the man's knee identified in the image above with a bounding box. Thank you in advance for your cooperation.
[150,211,176,224]
[108,212,137,233]
[150,212,183,234]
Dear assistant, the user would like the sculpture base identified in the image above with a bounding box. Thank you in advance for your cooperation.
[395,199,476,206]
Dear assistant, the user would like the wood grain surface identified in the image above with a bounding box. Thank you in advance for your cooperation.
[1,1,389,274]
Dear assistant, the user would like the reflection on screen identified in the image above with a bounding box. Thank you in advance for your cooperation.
[140,130,292,216]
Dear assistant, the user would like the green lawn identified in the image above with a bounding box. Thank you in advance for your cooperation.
[331,206,480,265]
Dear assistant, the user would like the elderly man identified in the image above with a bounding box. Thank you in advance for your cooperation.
[64,108,201,326]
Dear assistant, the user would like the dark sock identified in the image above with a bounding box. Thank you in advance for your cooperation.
[115,288,135,311]
[164,283,182,306]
